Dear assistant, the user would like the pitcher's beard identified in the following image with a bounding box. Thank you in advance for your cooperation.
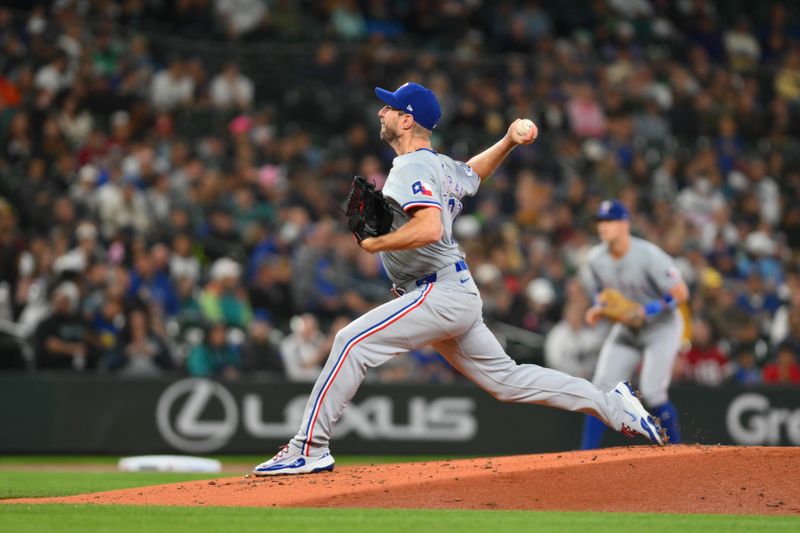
[380,124,398,145]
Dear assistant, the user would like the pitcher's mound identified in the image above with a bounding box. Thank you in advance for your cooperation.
[9,445,800,515]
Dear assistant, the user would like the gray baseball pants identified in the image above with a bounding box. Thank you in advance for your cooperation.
[289,265,626,456]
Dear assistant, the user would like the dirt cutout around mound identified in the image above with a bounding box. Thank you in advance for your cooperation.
[6,446,800,515]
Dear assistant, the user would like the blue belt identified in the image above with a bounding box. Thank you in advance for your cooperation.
[414,260,468,287]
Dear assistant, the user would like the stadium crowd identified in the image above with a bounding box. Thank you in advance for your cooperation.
[1,0,799,386]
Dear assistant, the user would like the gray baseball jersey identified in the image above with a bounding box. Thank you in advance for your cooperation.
[581,237,682,309]
[379,148,478,285]
[580,237,684,405]
[284,150,638,458]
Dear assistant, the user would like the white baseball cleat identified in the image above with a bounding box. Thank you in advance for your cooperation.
[613,381,668,446]
[252,445,335,476]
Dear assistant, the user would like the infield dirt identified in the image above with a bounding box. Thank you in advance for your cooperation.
[7,445,800,515]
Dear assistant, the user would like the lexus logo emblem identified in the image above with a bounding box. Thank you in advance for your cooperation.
[156,378,238,453]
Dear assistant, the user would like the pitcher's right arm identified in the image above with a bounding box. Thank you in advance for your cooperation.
[466,119,538,182]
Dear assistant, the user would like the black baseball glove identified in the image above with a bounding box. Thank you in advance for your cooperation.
[343,175,394,242]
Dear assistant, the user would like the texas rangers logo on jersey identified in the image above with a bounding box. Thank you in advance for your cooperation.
[412,180,433,197]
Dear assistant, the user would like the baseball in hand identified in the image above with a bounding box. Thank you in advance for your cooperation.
[512,118,539,144]
[516,119,534,135]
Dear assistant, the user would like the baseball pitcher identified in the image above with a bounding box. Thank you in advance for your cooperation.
[253,83,666,476]
[579,200,689,449]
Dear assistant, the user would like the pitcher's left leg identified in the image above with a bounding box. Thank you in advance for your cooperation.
[432,320,623,427]
[433,320,665,445]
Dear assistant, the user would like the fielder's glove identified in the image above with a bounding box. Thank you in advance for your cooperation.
[343,175,394,242]
[597,288,644,328]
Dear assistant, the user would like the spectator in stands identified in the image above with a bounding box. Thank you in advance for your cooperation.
[95,173,152,238]
[240,312,285,377]
[145,174,172,227]
[201,206,244,262]
[0,198,23,319]
[175,274,203,326]
[729,346,762,386]
[149,57,194,111]
[92,31,122,78]
[69,165,99,216]
[187,321,240,380]
[15,239,56,338]
[169,233,201,283]
[735,272,782,330]
[471,263,514,323]
[106,307,174,376]
[724,17,761,72]
[290,217,343,319]
[280,313,326,382]
[746,156,781,227]
[33,281,92,371]
[200,257,252,329]
[774,48,800,103]
[214,0,270,39]
[3,112,33,165]
[566,83,606,138]
[346,251,390,309]
[675,317,730,386]
[57,93,93,148]
[677,174,727,229]
[520,278,559,334]
[247,257,294,329]
[770,271,800,346]
[128,250,179,318]
[33,50,72,94]
[89,296,124,364]
[329,0,367,40]
[633,95,671,144]
[706,281,760,350]
[762,343,800,385]
[544,301,607,380]
[210,62,254,111]
[55,222,103,276]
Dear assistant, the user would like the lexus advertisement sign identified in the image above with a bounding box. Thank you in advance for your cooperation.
[155,378,478,454]
[0,376,798,454]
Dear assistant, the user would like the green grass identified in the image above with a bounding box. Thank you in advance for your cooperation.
[0,472,220,499]
[1,506,798,533]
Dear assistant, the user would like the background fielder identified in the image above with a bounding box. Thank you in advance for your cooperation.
[579,200,690,449]
[252,82,665,476]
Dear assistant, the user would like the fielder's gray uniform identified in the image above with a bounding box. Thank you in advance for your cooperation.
[580,238,684,406]
[289,148,629,457]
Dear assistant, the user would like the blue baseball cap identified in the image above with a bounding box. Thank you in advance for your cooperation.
[375,82,441,130]
[595,200,630,221]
